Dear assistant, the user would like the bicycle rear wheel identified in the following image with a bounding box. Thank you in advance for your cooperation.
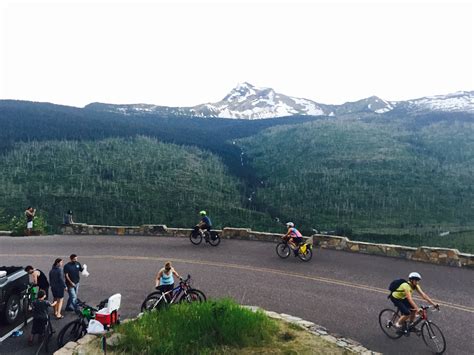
[378,309,403,339]
[297,245,313,261]
[190,231,203,245]
[57,319,86,348]
[188,288,207,302]
[421,321,446,354]
[276,242,290,258]
[180,290,205,304]
[208,232,221,246]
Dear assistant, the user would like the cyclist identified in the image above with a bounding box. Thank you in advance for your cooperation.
[155,261,181,302]
[284,222,303,255]
[196,210,212,236]
[390,272,439,333]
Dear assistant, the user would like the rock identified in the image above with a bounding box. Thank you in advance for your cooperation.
[62,341,78,350]
[264,311,282,319]
[297,320,315,328]
[76,334,97,345]
[106,333,122,347]
[336,340,348,347]
[53,348,75,355]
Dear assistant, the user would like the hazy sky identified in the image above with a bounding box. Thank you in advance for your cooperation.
[0,0,472,107]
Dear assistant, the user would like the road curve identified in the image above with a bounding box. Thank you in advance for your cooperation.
[0,235,472,355]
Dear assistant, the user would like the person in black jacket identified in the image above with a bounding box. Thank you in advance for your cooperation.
[49,258,66,319]
[25,265,50,300]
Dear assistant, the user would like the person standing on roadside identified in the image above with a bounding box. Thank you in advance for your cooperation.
[49,258,66,319]
[25,265,50,300]
[25,207,36,236]
[64,254,83,312]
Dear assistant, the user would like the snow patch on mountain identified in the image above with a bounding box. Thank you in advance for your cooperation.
[84,86,473,119]
[404,91,474,113]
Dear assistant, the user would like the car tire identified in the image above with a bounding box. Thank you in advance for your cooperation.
[4,294,21,324]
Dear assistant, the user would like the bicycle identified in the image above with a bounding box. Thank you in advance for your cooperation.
[379,305,446,354]
[141,275,206,312]
[56,299,106,348]
[276,236,313,262]
[189,226,221,246]
[22,283,38,327]
[35,315,54,355]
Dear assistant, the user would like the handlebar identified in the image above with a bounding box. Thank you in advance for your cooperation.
[179,274,191,284]
[418,305,440,312]
[76,299,99,312]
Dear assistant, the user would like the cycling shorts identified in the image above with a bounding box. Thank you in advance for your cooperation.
[390,296,412,315]
[292,236,303,244]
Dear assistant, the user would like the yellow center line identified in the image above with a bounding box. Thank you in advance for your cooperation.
[4,253,473,313]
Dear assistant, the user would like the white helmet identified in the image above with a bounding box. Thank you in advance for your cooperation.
[408,272,422,280]
[286,222,294,227]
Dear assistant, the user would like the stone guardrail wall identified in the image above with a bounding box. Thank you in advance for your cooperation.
[60,223,474,268]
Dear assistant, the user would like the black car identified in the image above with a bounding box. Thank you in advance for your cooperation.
[0,266,29,324]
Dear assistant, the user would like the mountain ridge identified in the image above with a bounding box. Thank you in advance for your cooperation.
[83,84,474,119]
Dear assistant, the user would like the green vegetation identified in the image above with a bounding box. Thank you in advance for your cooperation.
[0,101,472,252]
[116,299,277,354]
[239,117,474,246]
[0,208,48,235]
[0,137,277,231]
[112,299,346,355]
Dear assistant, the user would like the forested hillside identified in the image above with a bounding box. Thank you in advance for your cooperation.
[239,114,474,237]
[0,100,473,251]
[0,137,276,229]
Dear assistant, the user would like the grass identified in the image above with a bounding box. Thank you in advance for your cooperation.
[111,299,348,354]
[115,299,277,354]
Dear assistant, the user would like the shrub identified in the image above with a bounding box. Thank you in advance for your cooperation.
[9,212,47,236]
[116,299,277,354]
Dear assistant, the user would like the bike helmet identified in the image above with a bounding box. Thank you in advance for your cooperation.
[408,272,422,280]
[286,222,294,227]
[199,210,207,216]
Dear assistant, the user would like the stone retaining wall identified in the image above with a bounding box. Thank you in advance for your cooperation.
[60,223,474,268]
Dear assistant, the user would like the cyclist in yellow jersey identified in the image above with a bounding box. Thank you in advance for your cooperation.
[390,272,439,332]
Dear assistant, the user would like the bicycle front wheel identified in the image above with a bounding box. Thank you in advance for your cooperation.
[421,321,446,354]
[141,294,166,312]
[276,242,290,258]
[378,309,403,339]
[57,319,87,348]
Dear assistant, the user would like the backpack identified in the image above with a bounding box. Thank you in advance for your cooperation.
[387,278,406,298]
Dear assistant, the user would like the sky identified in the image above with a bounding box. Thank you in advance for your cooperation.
[0,0,473,108]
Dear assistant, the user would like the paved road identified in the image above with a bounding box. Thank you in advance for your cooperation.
[0,235,472,354]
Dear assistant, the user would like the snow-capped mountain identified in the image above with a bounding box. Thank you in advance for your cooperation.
[188,82,331,119]
[395,91,474,114]
[84,84,473,119]
[334,96,394,115]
